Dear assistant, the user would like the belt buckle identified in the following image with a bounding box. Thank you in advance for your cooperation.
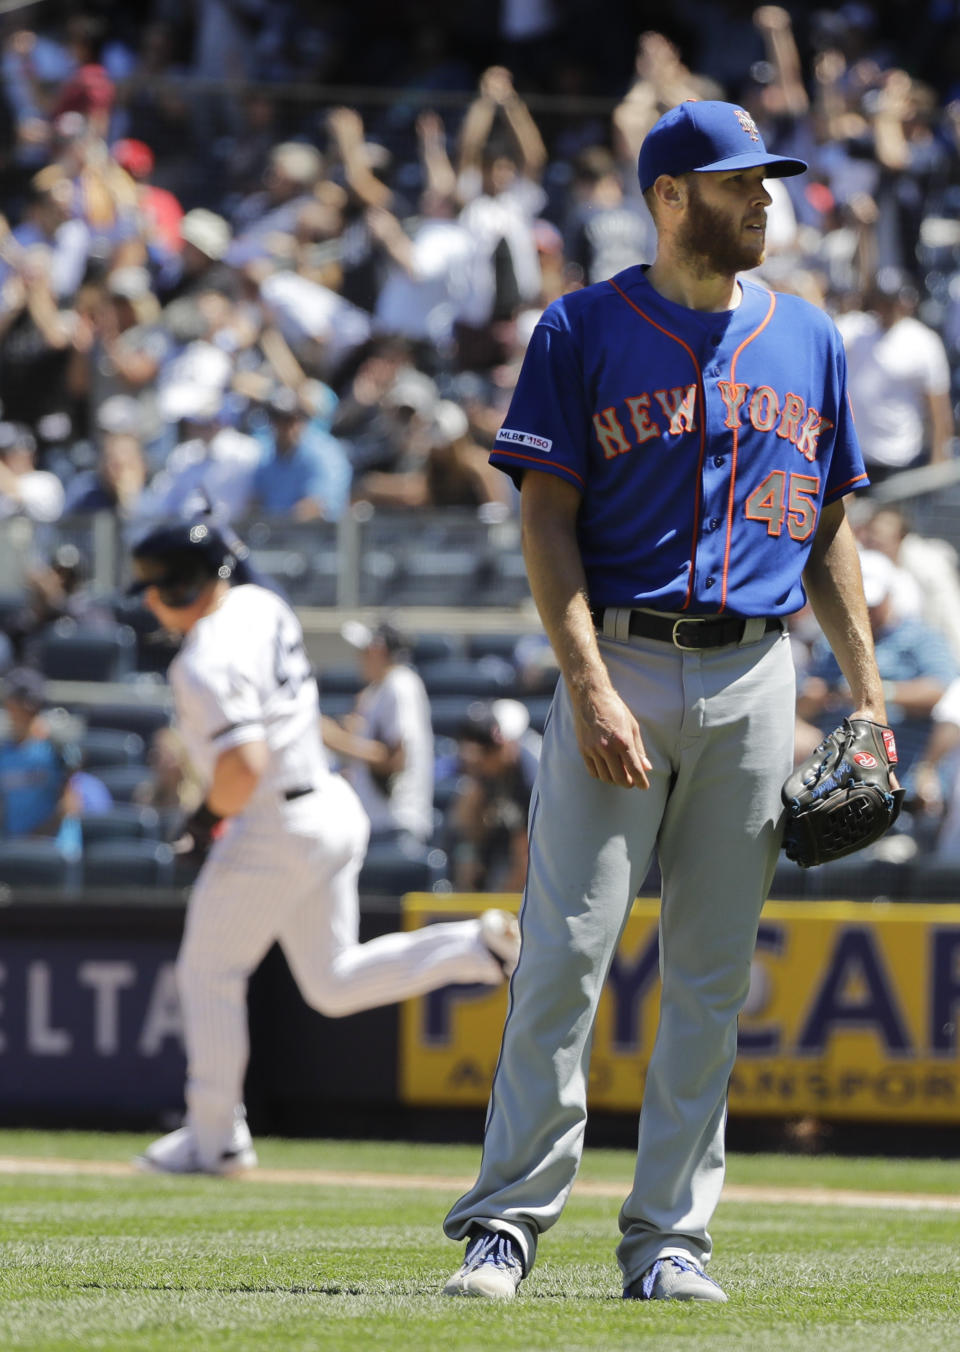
[671,618,702,650]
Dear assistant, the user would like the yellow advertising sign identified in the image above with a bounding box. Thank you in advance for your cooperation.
[400,894,960,1124]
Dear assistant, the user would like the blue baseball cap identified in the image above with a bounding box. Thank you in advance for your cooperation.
[638,100,807,192]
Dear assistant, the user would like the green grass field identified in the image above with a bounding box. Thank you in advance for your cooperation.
[1,1129,959,1352]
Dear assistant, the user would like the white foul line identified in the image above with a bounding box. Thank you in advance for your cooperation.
[0,1156,957,1212]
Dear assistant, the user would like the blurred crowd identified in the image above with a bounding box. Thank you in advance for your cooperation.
[5,1,960,882]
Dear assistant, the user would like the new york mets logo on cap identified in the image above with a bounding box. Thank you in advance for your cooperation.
[734,108,760,141]
[636,99,807,192]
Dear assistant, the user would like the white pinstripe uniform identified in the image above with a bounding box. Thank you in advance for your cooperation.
[146,583,509,1172]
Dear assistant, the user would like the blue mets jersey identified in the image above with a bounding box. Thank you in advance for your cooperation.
[491,267,868,616]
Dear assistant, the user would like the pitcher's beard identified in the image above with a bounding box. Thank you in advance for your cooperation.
[676,180,766,278]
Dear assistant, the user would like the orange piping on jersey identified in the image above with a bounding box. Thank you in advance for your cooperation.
[827,471,869,497]
[492,447,586,487]
[608,277,706,610]
[719,289,777,613]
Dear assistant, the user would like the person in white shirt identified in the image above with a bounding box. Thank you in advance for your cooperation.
[129,522,520,1176]
[370,190,476,350]
[859,502,960,664]
[0,421,64,522]
[136,367,260,525]
[454,66,547,366]
[322,620,435,845]
[836,268,955,482]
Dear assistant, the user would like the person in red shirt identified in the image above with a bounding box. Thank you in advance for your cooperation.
[111,138,184,257]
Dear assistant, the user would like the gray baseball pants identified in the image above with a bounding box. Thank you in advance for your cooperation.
[443,625,796,1288]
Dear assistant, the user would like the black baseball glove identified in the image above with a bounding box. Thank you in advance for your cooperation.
[781,718,904,868]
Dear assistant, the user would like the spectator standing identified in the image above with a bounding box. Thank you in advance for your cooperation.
[836,270,955,484]
[66,265,169,446]
[857,68,949,280]
[230,141,324,252]
[364,111,471,362]
[111,138,184,258]
[2,171,89,300]
[1,24,75,168]
[0,240,83,431]
[326,105,404,316]
[49,14,115,140]
[46,116,143,267]
[322,620,434,847]
[455,66,547,367]
[330,344,437,479]
[117,21,194,197]
[249,384,352,521]
[352,399,512,511]
[136,355,259,525]
[157,209,235,304]
[563,145,655,285]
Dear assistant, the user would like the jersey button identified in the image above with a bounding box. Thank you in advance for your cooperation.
[709,517,721,530]
[705,576,716,587]
[713,455,724,467]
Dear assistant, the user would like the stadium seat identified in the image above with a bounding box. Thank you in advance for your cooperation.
[241,518,340,604]
[0,590,28,635]
[418,655,518,698]
[306,548,342,606]
[359,840,449,895]
[37,618,137,682]
[370,552,480,607]
[79,701,171,743]
[248,547,312,601]
[317,665,363,695]
[78,727,146,769]
[319,692,356,721]
[81,838,176,890]
[901,858,960,902]
[807,854,912,901]
[473,549,530,605]
[0,837,77,892]
[111,597,180,675]
[429,694,483,740]
[93,763,155,802]
[520,695,554,733]
[768,857,813,900]
[78,804,162,844]
[464,633,523,662]
[413,634,463,665]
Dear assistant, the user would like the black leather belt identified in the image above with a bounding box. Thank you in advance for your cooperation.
[590,607,781,650]
[283,785,315,801]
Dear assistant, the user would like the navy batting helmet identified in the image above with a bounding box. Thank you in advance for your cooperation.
[129,521,238,608]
